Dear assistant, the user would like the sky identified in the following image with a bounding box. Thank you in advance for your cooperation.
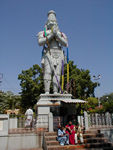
[0,0,113,97]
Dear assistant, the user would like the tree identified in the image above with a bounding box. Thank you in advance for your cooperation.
[18,64,44,111]
[100,93,113,113]
[64,61,97,99]
[0,91,7,113]
[83,97,101,113]
[18,61,98,111]
[0,91,21,113]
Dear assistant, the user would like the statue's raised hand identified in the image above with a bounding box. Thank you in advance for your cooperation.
[52,25,59,35]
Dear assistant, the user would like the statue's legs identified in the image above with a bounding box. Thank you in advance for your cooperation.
[53,60,62,94]
[53,74,60,94]
[43,56,52,94]
[44,79,51,94]
[43,51,64,94]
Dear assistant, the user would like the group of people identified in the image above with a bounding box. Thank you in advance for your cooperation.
[57,121,84,146]
[24,107,84,146]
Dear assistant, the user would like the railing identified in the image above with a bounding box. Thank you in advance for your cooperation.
[17,115,26,128]
[9,112,113,130]
[9,114,38,128]
[84,111,113,130]
[89,112,113,127]
[9,114,26,128]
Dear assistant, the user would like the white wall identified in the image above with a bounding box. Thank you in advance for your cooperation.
[0,133,43,150]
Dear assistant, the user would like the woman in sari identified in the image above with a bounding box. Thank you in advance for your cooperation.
[65,121,75,145]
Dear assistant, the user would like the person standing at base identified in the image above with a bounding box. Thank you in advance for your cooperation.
[25,107,33,128]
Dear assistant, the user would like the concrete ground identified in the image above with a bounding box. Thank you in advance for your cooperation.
[20,148,43,150]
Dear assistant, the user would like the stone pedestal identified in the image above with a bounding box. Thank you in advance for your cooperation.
[37,93,72,106]
[36,93,72,129]
[0,114,9,136]
[36,93,86,129]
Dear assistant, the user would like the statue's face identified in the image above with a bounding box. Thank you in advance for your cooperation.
[46,12,58,29]
[47,20,57,29]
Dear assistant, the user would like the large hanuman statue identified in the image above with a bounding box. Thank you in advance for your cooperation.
[38,10,68,94]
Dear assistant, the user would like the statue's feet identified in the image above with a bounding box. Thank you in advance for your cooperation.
[45,92,49,94]
[54,92,58,94]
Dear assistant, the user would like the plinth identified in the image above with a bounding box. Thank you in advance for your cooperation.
[36,93,72,129]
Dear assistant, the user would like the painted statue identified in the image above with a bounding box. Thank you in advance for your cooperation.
[38,10,68,94]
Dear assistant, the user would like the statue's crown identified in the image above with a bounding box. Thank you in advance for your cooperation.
[47,10,56,22]
[47,10,56,17]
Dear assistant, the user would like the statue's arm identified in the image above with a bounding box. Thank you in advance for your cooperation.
[55,31,68,47]
[38,30,54,46]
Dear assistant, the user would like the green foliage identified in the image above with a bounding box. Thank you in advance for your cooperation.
[0,91,21,113]
[100,93,113,113]
[18,61,98,112]
[84,97,104,113]
[64,61,97,99]
[85,97,98,109]
[18,64,44,111]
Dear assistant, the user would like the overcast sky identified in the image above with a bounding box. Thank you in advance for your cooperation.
[0,0,113,97]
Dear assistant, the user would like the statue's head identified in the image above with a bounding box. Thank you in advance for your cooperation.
[46,10,58,29]
[48,10,56,21]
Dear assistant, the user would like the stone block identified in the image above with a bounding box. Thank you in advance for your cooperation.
[0,114,9,136]
[9,118,17,129]
[38,106,50,115]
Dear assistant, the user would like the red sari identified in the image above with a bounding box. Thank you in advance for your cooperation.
[65,124,75,145]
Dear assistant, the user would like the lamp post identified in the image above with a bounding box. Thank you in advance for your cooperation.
[0,73,3,84]
[0,73,3,91]
[106,96,108,101]
[93,74,101,107]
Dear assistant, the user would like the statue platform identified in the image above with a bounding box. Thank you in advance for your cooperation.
[37,93,72,106]
[36,93,86,129]
[36,93,72,129]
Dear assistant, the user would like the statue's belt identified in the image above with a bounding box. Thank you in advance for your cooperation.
[47,50,63,59]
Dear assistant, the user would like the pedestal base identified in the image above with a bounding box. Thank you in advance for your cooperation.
[36,93,72,129]
[37,93,72,106]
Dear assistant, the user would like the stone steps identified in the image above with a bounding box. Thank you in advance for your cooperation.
[84,137,107,143]
[46,140,59,146]
[20,148,43,150]
[47,148,113,150]
[47,143,113,150]
[45,136,107,144]
[47,144,86,150]
[45,132,57,136]
[85,142,112,148]
[46,138,108,146]
[45,135,57,141]
[43,131,113,150]
[45,133,104,140]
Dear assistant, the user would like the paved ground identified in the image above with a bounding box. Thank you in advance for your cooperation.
[19,148,43,150]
